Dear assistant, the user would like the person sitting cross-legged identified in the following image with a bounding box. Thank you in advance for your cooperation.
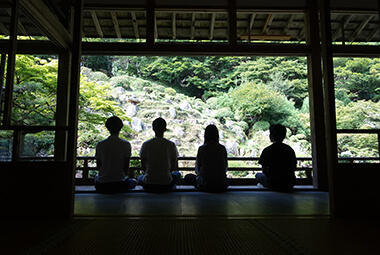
[95,116,137,193]
[184,125,228,192]
[255,124,296,192]
[138,117,181,192]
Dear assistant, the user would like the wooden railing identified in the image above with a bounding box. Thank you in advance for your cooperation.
[75,156,314,186]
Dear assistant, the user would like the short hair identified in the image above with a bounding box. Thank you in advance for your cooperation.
[105,116,123,134]
[269,124,287,142]
[204,124,219,144]
[152,117,167,133]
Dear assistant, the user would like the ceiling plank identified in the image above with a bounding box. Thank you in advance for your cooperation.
[367,27,379,41]
[90,11,103,38]
[332,15,352,41]
[262,14,273,34]
[172,12,176,40]
[350,15,373,42]
[6,9,28,36]
[131,12,139,39]
[209,13,216,40]
[283,14,294,34]
[110,11,121,38]
[0,22,9,35]
[190,13,195,40]
[19,0,71,49]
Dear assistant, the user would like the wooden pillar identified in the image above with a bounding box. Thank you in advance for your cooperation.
[2,0,18,126]
[146,0,155,46]
[66,0,83,217]
[305,0,329,190]
[228,0,237,45]
[0,54,6,117]
[319,0,338,216]
[54,52,71,161]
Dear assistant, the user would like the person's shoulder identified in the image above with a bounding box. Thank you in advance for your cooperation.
[282,143,296,153]
[142,138,155,145]
[164,138,176,146]
[96,137,108,148]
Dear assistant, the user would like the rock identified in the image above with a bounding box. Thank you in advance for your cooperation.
[225,120,235,129]
[173,127,185,137]
[126,104,138,117]
[171,138,181,146]
[219,130,224,139]
[166,99,173,104]
[169,107,177,118]
[110,87,126,99]
[131,118,143,132]
[179,101,192,111]
[225,140,239,156]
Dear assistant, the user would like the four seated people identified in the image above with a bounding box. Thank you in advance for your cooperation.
[95,116,297,193]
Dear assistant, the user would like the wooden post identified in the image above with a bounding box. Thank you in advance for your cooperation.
[146,0,155,45]
[3,0,18,126]
[319,0,338,216]
[228,0,237,45]
[54,52,71,161]
[305,0,329,191]
[0,54,6,117]
[66,0,83,217]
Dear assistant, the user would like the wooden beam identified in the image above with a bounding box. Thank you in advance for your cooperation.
[240,35,291,40]
[350,15,373,42]
[190,13,195,40]
[332,15,352,41]
[131,11,139,39]
[154,13,158,40]
[19,0,72,49]
[172,12,176,40]
[247,13,256,41]
[82,41,310,56]
[3,0,18,126]
[110,11,121,38]
[90,11,103,38]
[262,14,273,34]
[209,13,216,40]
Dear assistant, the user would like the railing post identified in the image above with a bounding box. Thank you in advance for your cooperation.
[377,131,380,158]
[83,158,89,182]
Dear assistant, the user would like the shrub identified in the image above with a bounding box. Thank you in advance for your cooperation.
[164,87,177,96]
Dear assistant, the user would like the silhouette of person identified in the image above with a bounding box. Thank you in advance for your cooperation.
[138,117,181,192]
[95,116,137,193]
[256,124,296,192]
[184,125,228,192]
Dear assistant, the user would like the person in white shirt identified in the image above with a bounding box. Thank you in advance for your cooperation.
[138,117,181,192]
[95,116,137,193]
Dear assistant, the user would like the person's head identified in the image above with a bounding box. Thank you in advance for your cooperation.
[204,124,219,144]
[105,116,123,135]
[269,124,287,143]
[152,117,167,137]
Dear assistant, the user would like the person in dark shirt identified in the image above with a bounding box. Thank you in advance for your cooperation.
[185,125,228,192]
[256,124,296,192]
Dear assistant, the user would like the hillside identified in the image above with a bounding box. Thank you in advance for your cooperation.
[80,68,311,158]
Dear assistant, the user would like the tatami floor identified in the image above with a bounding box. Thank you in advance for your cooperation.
[74,188,329,217]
